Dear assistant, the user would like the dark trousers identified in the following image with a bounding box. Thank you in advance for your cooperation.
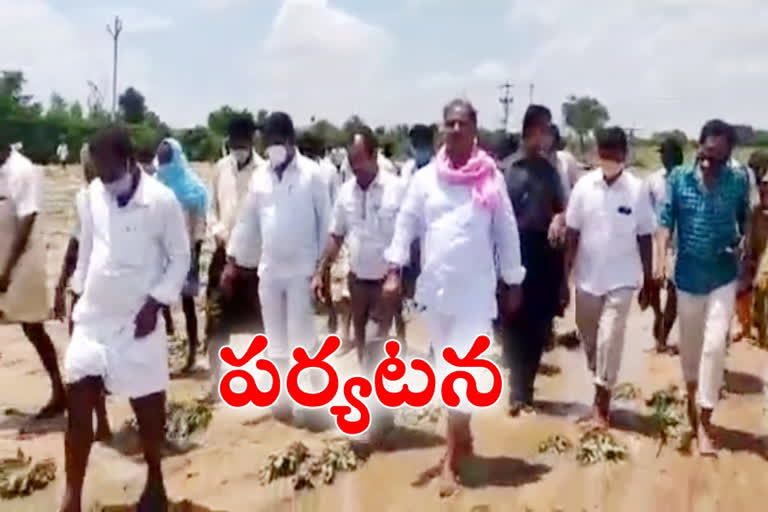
[501,314,552,405]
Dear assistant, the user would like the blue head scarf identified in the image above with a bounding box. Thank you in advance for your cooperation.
[155,138,208,216]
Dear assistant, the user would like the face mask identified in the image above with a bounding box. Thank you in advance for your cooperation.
[104,168,134,198]
[266,145,288,167]
[232,149,251,165]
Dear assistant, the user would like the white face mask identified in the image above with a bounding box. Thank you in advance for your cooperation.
[103,167,134,198]
[232,149,251,165]
[266,145,288,168]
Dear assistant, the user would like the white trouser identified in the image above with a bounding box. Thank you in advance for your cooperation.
[677,281,737,409]
[258,275,315,361]
[575,287,635,389]
[425,310,493,413]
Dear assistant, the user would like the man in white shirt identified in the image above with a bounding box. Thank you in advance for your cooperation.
[57,141,69,169]
[205,116,265,396]
[0,141,67,420]
[564,127,656,428]
[225,112,332,423]
[647,138,684,353]
[61,126,190,512]
[313,126,405,360]
[382,99,525,494]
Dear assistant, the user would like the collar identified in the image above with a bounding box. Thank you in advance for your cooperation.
[354,169,383,193]
[592,168,626,188]
[271,148,300,175]
[105,169,151,208]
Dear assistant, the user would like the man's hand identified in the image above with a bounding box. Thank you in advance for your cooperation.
[214,231,227,249]
[54,285,67,320]
[501,284,523,318]
[0,272,10,294]
[220,260,239,299]
[312,272,327,304]
[381,268,402,307]
[134,296,163,339]
[557,280,570,317]
[548,214,567,247]
[638,276,657,311]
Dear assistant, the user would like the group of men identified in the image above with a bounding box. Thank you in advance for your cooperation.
[0,96,758,508]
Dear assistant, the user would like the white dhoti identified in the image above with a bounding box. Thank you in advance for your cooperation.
[258,275,315,360]
[426,310,494,413]
[64,320,169,399]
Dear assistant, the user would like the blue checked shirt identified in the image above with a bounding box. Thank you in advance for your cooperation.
[659,163,749,295]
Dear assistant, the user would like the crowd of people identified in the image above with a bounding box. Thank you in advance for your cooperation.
[1,97,768,509]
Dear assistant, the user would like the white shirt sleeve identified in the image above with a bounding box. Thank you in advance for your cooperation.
[385,173,425,266]
[226,182,261,269]
[565,181,583,230]
[208,160,226,241]
[312,168,333,264]
[329,188,347,237]
[150,195,192,306]
[636,182,657,236]
[71,189,93,295]
[491,172,526,285]
[10,160,42,218]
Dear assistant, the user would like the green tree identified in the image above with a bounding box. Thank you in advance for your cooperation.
[47,92,69,119]
[562,95,610,154]
[69,101,84,121]
[207,106,254,136]
[118,87,147,123]
[651,130,687,147]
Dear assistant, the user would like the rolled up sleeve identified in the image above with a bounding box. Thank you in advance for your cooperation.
[385,173,424,266]
[10,161,42,218]
[150,196,191,306]
[492,172,526,285]
[71,191,93,295]
[565,182,584,231]
[636,182,658,236]
[226,185,261,268]
[329,191,347,237]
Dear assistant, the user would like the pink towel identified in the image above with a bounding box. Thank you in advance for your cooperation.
[435,145,500,210]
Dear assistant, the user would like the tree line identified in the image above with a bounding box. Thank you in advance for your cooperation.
[2,70,767,165]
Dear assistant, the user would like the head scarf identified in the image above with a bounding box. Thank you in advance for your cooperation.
[435,144,500,210]
[155,138,208,216]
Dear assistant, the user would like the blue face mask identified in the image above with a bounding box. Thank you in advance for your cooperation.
[413,147,433,168]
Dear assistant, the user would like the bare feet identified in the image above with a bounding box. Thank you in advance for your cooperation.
[35,394,66,420]
[697,423,718,457]
[272,401,294,425]
[438,454,460,498]
[137,481,168,512]
[58,488,80,512]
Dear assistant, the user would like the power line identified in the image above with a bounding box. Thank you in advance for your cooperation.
[106,16,123,119]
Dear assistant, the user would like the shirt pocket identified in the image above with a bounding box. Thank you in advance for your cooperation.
[111,209,153,268]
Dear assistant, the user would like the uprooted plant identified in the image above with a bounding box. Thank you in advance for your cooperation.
[538,434,573,455]
[124,400,213,447]
[537,363,562,377]
[575,428,628,466]
[613,383,641,402]
[0,448,56,499]
[259,439,368,491]
[645,385,693,455]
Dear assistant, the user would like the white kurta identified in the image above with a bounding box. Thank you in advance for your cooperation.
[65,173,190,398]
[227,151,332,359]
[209,152,264,244]
[0,150,48,324]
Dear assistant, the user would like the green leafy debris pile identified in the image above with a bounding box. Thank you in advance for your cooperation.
[0,449,56,499]
[259,440,368,490]
[538,435,573,455]
[124,400,213,446]
[397,404,442,427]
[575,428,628,466]
[645,385,692,454]
[613,383,641,401]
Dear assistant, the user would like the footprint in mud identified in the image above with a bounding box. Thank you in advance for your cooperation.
[91,499,227,512]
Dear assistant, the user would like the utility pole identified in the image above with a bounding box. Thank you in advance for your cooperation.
[106,16,123,119]
[498,82,514,132]
[529,83,535,104]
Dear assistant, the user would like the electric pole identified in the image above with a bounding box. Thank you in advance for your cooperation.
[529,83,535,104]
[498,82,514,132]
[106,16,123,119]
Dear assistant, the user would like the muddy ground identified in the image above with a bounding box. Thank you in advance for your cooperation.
[1,164,767,512]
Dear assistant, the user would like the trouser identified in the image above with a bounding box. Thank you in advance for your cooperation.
[501,313,552,405]
[425,310,493,414]
[348,273,393,346]
[575,287,634,389]
[677,281,737,409]
[258,274,315,360]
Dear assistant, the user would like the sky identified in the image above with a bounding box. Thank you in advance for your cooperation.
[2,0,767,136]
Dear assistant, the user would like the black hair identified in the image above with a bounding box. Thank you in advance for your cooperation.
[443,98,478,125]
[262,112,296,142]
[551,124,566,151]
[659,138,684,165]
[595,126,628,155]
[228,115,258,140]
[297,131,324,159]
[522,105,552,138]
[409,124,435,145]
[348,125,379,157]
[699,119,736,150]
[89,124,134,161]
